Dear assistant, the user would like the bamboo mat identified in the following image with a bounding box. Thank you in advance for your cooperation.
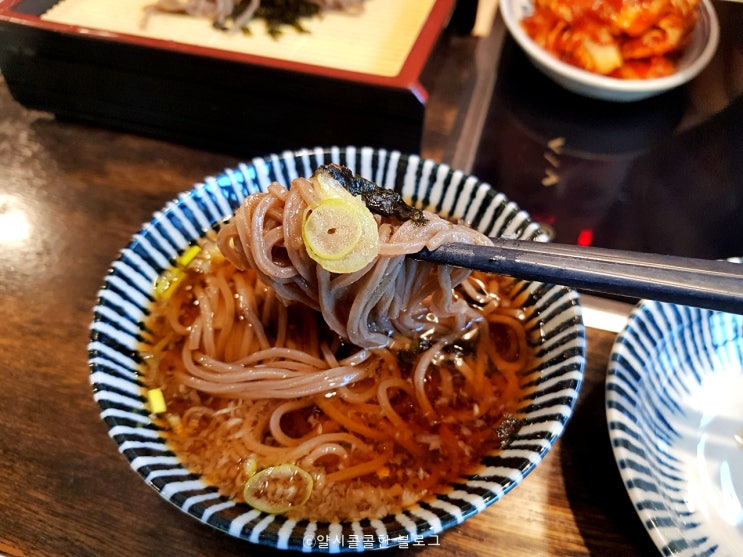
[42,0,437,77]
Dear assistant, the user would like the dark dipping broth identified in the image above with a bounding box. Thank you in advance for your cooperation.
[141,237,531,522]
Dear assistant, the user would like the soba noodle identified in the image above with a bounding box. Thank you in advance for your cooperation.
[142,167,532,521]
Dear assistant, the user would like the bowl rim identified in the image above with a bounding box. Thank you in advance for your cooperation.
[500,0,720,94]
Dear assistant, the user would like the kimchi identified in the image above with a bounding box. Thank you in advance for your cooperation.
[521,0,700,79]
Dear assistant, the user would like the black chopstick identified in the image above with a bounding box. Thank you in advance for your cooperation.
[413,237,743,314]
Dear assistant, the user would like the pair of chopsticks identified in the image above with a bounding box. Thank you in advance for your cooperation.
[413,237,743,314]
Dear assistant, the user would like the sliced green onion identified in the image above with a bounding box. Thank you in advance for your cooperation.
[243,464,313,514]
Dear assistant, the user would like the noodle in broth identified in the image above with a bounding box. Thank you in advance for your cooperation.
[142,169,532,521]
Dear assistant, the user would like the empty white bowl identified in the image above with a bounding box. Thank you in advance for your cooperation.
[501,0,720,102]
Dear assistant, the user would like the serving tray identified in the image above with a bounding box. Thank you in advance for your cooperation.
[0,0,455,156]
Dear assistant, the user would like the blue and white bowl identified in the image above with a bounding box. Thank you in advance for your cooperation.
[88,146,586,552]
[606,271,743,557]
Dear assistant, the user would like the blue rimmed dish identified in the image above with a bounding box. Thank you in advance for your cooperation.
[606,265,743,557]
[88,146,586,552]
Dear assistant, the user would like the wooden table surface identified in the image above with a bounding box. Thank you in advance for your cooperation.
[0,55,660,556]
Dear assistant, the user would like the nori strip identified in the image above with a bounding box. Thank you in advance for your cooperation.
[316,164,427,224]
[218,0,320,37]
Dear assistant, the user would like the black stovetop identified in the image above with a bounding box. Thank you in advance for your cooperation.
[472,1,743,262]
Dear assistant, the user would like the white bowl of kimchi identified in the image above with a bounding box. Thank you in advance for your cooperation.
[501,0,720,102]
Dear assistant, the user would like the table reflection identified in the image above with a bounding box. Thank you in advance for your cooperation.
[0,194,31,244]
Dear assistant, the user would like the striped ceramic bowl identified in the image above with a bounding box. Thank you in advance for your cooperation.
[89,146,586,552]
[606,276,743,557]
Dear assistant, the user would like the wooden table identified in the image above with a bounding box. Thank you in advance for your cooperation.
[0,71,660,556]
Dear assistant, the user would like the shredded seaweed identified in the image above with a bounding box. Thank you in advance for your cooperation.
[253,0,320,37]
[212,0,320,36]
[396,338,433,372]
[495,414,524,447]
[318,164,427,224]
